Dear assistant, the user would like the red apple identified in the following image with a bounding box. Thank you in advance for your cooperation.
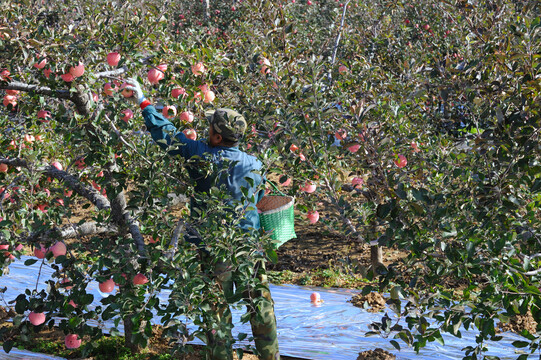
[34,58,47,69]
[0,69,10,81]
[179,111,194,123]
[24,134,35,143]
[61,278,73,290]
[280,177,292,186]
[132,273,149,285]
[37,110,51,122]
[162,105,177,119]
[203,90,215,103]
[183,128,197,140]
[28,312,46,326]
[99,278,115,293]
[172,87,187,99]
[335,128,347,140]
[43,68,52,79]
[120,83,133,98]
[347,144,360,153]
[258,58,271,67]
[0,163,7,172]
[75,158,85,170]
[69,62,85,78]
[50,242,66,257]
[51,161,63,171]
[61,73,74,82]
[191,62,206,76]
[104,83,116,96]
[121,109,134,122]
[3,94,17,107]
[310,292,321,303]
[394,154,407,168]
[351,177,364,188]
[65,334,81,349]
[307,210,319,224]
[106,52,121,66]
[147,68,164,84]
[34,244,47,259]
[302,181,317,193]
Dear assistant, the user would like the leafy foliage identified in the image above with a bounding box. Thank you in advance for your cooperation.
[1,0,540,358]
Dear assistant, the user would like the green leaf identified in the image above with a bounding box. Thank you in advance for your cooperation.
[24,259,38,266]
[266,248,278,263]
[390,340,401,350]
[377,202,392,219]
[531,178,541,193]
[434,331,444,346]
[2,340,13,353]
[390,286,401,300]
[512,340,529,348]
[235,348,244,359]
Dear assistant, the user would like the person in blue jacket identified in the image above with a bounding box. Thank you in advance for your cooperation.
[126,78,280,360]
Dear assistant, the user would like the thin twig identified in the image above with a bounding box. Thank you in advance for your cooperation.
[327,0,351,84]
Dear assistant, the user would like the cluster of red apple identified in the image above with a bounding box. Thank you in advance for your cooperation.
[98,272,149,294]
[1,69,17,108]
[25,240,79,348]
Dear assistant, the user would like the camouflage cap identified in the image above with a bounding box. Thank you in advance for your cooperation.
[205,108,247,144]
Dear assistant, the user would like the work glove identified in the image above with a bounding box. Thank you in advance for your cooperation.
[125,77,146,104]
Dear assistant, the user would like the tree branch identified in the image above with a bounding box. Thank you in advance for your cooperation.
[26,222,118,243]
[104,166,146,254]
[0,81,71,99]
[0,157,110,210]
[0,67,128,116]
[523,268,541,276]
[165,217,186,260]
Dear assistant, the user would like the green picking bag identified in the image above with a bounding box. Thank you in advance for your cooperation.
[257,192,297,248]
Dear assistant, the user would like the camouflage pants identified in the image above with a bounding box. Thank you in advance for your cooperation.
[200,253,280,360]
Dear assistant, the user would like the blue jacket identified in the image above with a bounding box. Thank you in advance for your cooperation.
[141,105,265,231]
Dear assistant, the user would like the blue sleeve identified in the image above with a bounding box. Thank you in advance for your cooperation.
[141,105,210,159]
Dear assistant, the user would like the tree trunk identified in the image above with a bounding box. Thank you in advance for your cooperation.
[123,314,142,353]
[370,244,383,272]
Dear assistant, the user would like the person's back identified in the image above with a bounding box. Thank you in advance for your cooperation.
[141,105,265,231]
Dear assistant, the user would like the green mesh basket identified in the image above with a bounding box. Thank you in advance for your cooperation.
[257,195,297,248]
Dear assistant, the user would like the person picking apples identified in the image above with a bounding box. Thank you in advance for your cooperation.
[124,78,281,360]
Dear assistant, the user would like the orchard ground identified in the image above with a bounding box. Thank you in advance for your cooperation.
[0,193,404,360]
[0,193,535,359]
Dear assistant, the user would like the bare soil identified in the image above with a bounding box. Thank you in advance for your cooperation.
[349,292,387,313]
[497,310,538,335]
[357,348,396,360]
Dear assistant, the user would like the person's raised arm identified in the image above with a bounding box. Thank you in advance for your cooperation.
[125,77,205,159]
